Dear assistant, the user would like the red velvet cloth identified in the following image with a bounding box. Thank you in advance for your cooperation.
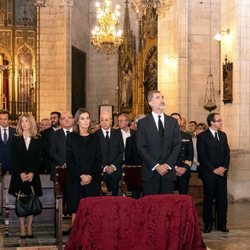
[65,195,206,250]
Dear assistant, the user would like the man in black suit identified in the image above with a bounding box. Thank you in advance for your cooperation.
[49,112,74,181]
[117,113,135,151]
[0,110,15,174]
[197,112,230,233]
[136,90,181,195]
[124,114,145,199]
[96,111,124,196]
[49,111,74,235]
[40,111,61,174]
[171,113,193,194]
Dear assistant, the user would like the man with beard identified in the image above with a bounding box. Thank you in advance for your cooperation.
[136,90,181,195]
[40,111,61,174]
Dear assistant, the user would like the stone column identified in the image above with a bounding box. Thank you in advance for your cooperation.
[220,0,250,200]
[39,0,73,119]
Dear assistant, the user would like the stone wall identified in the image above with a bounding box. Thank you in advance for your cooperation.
[158,0,221,123]
[221,0,250,200]
[39,0,72,119]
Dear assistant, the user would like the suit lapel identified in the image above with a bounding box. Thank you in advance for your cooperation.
[207,129,220,149]
[99,130,109,152]
[148,114,161,143]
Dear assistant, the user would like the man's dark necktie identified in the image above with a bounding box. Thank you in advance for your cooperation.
[3,129,7,144]
[66,130,70,137]
[215,132,220,144]
[158,115,164,138]
[105,131,110,149]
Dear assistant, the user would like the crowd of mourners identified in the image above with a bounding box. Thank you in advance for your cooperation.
[0,90,230,237]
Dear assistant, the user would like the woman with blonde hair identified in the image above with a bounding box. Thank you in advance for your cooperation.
[9,113,43,238]
[66,108,102,225]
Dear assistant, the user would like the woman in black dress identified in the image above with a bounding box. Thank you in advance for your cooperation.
[66,108,102,225]
[9,113,43,238]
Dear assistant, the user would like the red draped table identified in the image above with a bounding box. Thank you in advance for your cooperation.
[65,195,206,250]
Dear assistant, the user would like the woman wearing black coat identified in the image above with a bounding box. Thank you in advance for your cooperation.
[9,113,42,238]
[66,108,102,225]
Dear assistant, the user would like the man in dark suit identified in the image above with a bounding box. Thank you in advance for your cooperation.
[49,111,74,235]
[40,111,61,174]
[96,111,124,196]
[171,113,193,194]
[124,114,145,199]
[49,112,74,181]
[0,110,16,174]
[117,113,135,152]
[136,90,181,195]
[197,112,230,233]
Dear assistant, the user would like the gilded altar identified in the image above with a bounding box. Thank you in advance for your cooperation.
[118,3,158,118]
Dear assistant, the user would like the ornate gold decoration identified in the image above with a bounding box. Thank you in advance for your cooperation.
[0,31,12,50]
[222,55,233,104]
[91,0,123,56]
[118,0,136,114]
[131,0,174,19]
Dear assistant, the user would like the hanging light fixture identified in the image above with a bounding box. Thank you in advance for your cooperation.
[91,0,123,56]
[203,0,217,112]
[214,28,230,41]
[131,0,174,19]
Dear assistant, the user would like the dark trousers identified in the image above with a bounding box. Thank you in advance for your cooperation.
[104,175,120,196]
[176,171,190,194]
[202,175,228,228]
[143,176,174,195]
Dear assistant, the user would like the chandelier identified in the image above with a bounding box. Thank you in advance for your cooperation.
[91,0,123,56]
[131,0,174,19]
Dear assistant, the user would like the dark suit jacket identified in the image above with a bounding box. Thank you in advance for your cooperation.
[136,113,181,182]
[66,132,102,212]
[96,128,124,180]
[125,132,142,165]
[40,127,54,173]
[49,128,67,181]
[197,129,230,179]
[9,135,43,196]
[0,126,15,172]
[66,132,102,183]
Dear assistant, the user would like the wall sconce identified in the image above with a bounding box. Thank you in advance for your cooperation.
[34,0,46,7]
[214,28,230,41]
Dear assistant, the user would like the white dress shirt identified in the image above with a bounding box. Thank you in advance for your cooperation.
[151,111,164,130]
[209,127,220,140]
[63,127,73,136]
[23,136,31,150]
[0,126,9,142]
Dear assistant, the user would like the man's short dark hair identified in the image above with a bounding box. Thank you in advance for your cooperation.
[207,112,219,127]
[170,112,182,120]
[50,111,61,119]
[0,110,10,119]
[147,90,161,102]
[189,121,197,126]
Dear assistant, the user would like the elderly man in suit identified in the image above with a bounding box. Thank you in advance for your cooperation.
[197,112,230,233]
[0,110,16,174]
[136,90,181,195]
[96,111,124,196]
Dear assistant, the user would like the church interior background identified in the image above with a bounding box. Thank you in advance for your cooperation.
[0,0,249,201]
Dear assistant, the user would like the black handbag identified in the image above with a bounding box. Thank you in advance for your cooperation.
[15,185,42,217]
